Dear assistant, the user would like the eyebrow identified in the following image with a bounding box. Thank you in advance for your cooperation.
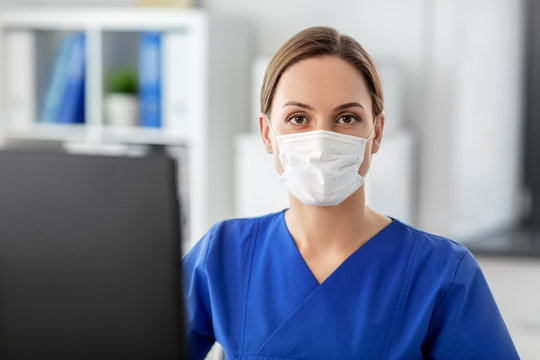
[334,102,365,111]
[282,101,365,111]
[282,101,314,110]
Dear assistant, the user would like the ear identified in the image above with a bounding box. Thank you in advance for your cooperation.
[258,112,274,154]
[370,112,385,154]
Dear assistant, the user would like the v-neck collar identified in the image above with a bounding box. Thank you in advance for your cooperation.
[278,209,396,286]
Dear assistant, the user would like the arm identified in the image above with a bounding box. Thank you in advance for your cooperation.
[183,228,216,360]
[422,250,519,359]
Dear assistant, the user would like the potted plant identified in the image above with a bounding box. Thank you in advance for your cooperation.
[104,68,138,126]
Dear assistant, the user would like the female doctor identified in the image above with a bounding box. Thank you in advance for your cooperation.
[183,26,519,359]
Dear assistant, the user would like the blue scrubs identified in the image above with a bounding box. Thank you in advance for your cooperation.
[183,210,519,359]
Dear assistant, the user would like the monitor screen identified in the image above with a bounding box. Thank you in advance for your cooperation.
[0,149,186,359]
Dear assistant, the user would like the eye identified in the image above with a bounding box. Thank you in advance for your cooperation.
[337,114,359,124]
[287,114,308,125]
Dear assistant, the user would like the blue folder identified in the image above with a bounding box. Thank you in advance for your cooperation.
[39,33,86,124]
[138,32,162,128]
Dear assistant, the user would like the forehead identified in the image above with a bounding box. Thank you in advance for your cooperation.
[272,55,372,112]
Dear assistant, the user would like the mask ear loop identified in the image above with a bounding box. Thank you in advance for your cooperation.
[266,116,279,138]
[266,116,287,175]
[366,115,378,141]
[357,115,378,166]
[362,114,381,185]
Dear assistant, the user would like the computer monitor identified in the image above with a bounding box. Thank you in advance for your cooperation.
[0,148,187,359]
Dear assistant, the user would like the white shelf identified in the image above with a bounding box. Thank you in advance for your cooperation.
[0,7,210,244]
[0,8,206,31]
[101,126,191,146]
[5,122,191,146]
[5,122,88,142]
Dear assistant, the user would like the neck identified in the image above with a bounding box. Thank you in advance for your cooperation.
[285,187,379,253]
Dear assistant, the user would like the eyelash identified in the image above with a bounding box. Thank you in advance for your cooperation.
[286,113,309,125]
[337,113,360,124]
[286,112,361,125]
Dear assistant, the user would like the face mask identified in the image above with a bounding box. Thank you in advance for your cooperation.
[267,117,376,206]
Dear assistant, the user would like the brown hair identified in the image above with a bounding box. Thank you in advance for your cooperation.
[260,26,384,118]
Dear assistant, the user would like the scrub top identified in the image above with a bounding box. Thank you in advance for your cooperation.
[183,210,519,360]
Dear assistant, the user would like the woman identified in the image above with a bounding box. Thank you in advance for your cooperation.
[183,26,519,359]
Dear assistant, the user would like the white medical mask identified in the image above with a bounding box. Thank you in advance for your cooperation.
[267,117,376,206]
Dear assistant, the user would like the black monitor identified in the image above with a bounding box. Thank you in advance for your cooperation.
[0,148,186,359]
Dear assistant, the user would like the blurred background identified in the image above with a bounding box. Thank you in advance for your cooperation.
[0,0,538,358]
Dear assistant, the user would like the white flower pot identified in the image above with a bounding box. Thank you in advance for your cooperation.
[104,93,138,127]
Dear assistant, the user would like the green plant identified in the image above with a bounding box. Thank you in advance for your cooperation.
[105,68,138,94]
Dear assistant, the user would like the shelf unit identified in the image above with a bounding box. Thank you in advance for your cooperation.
[0,8,210,244]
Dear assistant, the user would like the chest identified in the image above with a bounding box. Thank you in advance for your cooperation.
[300,250,355,284]
[220,250,428,360]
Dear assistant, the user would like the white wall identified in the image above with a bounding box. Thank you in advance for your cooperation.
[420,0,524,240]
[204,0,428,130]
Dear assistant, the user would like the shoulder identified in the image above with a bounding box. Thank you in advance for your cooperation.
[391,218,471,267]
[387,218,479,298]
[183,209,285,269]
[392,221,520,358]
[212,210,282,239]
[386,220,518,357]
